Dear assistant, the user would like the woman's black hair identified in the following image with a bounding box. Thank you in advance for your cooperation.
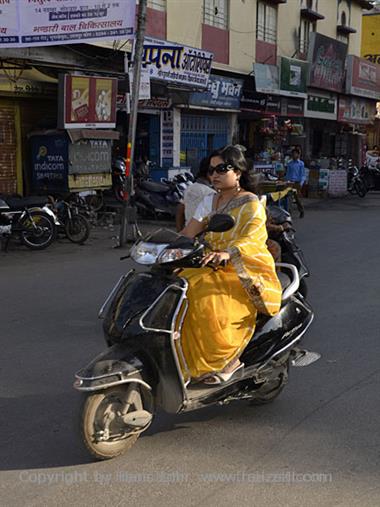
[215,144,259,194]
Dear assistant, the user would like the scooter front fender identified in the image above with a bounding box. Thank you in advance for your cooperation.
[73,344,153,393]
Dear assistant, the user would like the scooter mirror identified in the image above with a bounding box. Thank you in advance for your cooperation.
[206,214,235,233]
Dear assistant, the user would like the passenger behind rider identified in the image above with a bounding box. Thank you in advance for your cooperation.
[176,156,216,232]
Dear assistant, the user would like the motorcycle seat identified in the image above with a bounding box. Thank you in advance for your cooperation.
[140,180,170,194]
[4,196,48,211]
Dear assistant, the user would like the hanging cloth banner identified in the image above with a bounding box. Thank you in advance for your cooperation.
[0,0,135,48]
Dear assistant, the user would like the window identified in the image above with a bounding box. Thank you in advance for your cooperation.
[203,0,229,30]
[137,0,166,11]
[299,18,315,54]
[256,1,277,44]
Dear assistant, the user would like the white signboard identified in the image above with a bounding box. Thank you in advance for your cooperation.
[0,0,135,48]
[129,68,151,100]
[140,37,213,89]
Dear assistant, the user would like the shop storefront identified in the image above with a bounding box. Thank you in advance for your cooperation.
[135,36,214,174]
[239,61,306,175]
[0,68,58,195]
[304,91,339,159]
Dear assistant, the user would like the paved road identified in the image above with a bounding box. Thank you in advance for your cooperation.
[1,196,380,507]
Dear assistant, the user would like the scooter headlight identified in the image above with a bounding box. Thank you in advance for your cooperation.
[130,242,169,265]
[157,248,193,264]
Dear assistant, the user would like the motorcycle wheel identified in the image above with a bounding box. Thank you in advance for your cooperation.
[250,360,289,405]
[81,385,145,460]
[354,180,367,198]
[65,215,90,244]
[20,211,55,250]
[85,191,104,212]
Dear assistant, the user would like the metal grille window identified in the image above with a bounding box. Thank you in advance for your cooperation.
[203,0,229,30]
[256,1,277,44]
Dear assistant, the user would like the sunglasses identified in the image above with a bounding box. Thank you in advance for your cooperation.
[207,163,234,176]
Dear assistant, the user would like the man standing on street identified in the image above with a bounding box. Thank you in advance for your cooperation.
[285,148,305,218]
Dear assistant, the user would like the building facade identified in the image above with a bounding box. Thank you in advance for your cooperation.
[0,0,378,194]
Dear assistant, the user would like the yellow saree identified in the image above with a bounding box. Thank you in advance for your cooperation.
[180,194,282,379]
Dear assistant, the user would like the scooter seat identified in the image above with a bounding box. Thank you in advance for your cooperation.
[4,196,48,211]
[140,180,170,193]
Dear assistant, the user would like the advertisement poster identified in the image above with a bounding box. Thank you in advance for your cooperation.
[70,76,90,123]
[189,75,243,110]
[59,74,117,128]
[140,37,213,89]
[345,55,380,101]
[253,64,279,94]
[279,57,308,98]
[308,33,348,93]
[0,0,135,48]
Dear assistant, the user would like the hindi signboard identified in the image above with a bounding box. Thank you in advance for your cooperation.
[0,0,135,48]
[308,33,348,93]
[189,75,243,110]
[338,96,377,124]
[345,55,380,101]
[140,37,213,89]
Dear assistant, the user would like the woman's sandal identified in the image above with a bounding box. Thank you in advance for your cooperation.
[202,363,245,386]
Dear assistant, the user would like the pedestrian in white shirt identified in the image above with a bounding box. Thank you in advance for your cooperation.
[176,155,216,231]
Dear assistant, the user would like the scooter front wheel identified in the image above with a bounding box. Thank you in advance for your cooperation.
[81,384,148,460]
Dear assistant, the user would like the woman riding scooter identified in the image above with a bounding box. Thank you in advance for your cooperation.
[180,145,282,385]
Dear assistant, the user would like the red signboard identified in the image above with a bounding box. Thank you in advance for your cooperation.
[346,55,380,101]
[308,33,347,93]
[59,74,117,128]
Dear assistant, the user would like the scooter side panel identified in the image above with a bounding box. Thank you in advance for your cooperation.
[241,295,313,366]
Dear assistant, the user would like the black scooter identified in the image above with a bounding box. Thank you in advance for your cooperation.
[74,215,318,460]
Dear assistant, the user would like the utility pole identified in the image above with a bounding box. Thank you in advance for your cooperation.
[119,0,147,247]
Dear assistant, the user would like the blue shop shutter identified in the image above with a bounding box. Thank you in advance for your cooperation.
[180,114,229,170]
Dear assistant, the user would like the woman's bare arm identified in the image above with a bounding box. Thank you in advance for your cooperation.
[181,218,205,238]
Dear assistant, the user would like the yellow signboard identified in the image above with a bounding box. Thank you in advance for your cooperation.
[68,173,111,191]
[362,12,380,64]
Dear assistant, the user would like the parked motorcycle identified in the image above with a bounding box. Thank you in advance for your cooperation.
[134,177,182,219]
[0,196,57,251]
[48,196,91,244]
[347,164,367,198]
[267,205,310,297]
[74,214,318,460]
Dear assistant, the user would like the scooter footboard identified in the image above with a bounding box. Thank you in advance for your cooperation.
[73,344,152,393]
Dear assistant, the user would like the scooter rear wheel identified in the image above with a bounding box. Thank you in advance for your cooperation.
[81,385,143,460]
[250,360,289,405]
